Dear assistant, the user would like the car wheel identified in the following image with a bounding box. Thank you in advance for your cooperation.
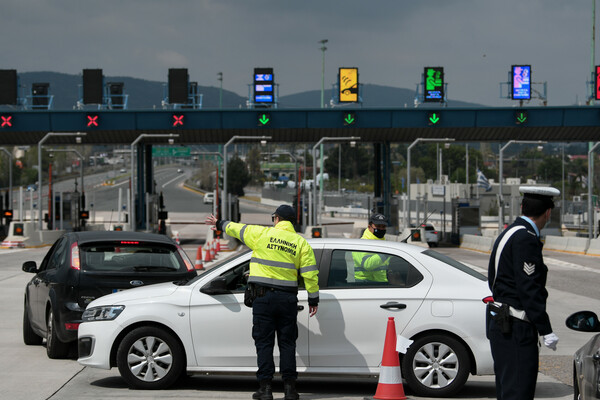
[401,334,470,397]
[117,326,185,389]
[23,304,42,345]
[46,308,70,359]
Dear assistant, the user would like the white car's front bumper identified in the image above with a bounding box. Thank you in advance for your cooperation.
[77,320,121,370]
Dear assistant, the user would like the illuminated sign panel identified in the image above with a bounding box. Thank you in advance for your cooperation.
[172,114,184,127]
[86,115,99,127]
[1,115,12,127]
[424,67,444,102]
[511,65,531,100]
[339,68,359,103]
[254,68,274,103]
[595,66,600,101]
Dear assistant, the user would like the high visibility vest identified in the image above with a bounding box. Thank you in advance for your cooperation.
[223,220,319,303]
[353,228,388,282]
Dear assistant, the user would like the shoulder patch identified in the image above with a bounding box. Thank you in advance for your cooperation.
[523,262,536,275]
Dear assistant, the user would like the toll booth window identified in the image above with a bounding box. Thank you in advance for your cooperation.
[327,249,423,288]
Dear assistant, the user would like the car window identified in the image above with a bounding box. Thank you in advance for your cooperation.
[80,242,181,272]
[422,249,486,281]
[45,237,68,271]
[217,260,250,292]
[327,249,423,288]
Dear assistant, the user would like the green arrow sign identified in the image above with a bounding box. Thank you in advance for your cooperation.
[429,112,440,125]
[516,111,527,124]
[344,113,355,125]
[258,113,270,126]
[152,147,191,157]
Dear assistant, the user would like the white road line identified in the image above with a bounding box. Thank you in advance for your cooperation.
[162,174,186,188]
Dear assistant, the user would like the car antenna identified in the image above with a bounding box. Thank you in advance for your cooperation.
[400,209,436,243]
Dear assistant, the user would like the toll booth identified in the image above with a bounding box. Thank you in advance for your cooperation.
[46,192,82,231]
[451,198,480,244]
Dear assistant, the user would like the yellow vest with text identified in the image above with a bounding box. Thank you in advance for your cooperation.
[353,228,389,282]
[223,220,319,303]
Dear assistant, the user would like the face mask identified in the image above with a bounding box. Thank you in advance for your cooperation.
[373,228,386,239]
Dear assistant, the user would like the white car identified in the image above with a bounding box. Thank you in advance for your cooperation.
[77,239,494,397]
[423,224,440,247]
[203,192,214,204]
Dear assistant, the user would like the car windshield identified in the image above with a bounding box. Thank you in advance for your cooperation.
[80,242,181,272]
[422,249,486,281]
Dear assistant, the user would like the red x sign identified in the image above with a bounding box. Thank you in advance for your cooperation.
[1,115,12,127]
[87,115,99,127]
[172,115,184,127]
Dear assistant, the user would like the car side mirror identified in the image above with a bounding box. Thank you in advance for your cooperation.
[566,311,600,332]
[200,276,231,295]
[22,261,38,273]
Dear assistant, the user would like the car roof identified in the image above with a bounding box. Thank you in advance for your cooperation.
[67,231,176,245]
[306,238,426,254]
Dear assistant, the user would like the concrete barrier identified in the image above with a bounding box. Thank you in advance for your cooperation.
[543,235,568,252]
[565,237,589,255]
[1,221,65,248]
[586,238,600,256]
[460,234,493,253]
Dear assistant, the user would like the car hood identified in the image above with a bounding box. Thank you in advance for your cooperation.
[86,281,181,308]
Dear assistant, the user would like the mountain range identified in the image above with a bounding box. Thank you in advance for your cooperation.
[15,71,485,110]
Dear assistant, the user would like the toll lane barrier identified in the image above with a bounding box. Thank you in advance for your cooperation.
[460,234,493,253]
[1,221,65,248]
[586,238,600,256]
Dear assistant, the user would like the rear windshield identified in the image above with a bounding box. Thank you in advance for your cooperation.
[422,249,486,281]
[80,242,182,272]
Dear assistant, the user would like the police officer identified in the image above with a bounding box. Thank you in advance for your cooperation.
[487,186,560,400]
[354,213,389,282]
[206,205,319,400]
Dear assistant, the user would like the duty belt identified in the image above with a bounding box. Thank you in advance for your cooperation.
[492,301,530,322]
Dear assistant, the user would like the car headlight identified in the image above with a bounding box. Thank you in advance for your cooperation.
[82,305,125,322]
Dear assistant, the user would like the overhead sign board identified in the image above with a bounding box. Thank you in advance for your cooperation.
[151,147,190,157]
[339,67,358,103]
[424,67,444,102]
[511,65,531,100]
[254,68,274,104]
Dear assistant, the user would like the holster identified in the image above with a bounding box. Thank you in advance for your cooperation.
[488,302,512,334]
[244,283,257,308]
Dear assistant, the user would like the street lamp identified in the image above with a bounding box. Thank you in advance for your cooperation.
[130,133,179,231]
[319,39,328,109]
[0,148,12,209]
[217,72,223,109]
[37,132,87,230]
[406,138,454,228]
[498,140,546,232]
[312,136,360,226]
[223,136,271,220]
[588,142,600,239]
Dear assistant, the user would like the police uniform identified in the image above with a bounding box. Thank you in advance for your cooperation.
[487,186,559,400]
[216,205,318,400]
[354,215,390,282]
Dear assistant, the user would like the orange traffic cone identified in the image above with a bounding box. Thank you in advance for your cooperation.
[373,317,407,400]
[210,240,216,259]
[204,244,212,262]
[216,239,221,254]
[194,246,204,270]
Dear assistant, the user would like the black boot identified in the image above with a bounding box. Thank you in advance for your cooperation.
[252,379,273,400]
[283,379,299,400]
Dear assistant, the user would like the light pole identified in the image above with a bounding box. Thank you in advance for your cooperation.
[130,133,179,231]
[37,132,87,230]
[312,136,360,226]
[217,72,223,109]
[223,136,271,220]
[498,140,546,232]
[319,39,328,109]
[406,138,454,227]
[588,142,600,239]
[46,148,85,195]
[0,148,12,208]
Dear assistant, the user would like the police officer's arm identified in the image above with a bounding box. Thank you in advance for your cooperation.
[298,240,319,315]
[221,220,269,250]
[357,252,388,272]
[512,233,552,335]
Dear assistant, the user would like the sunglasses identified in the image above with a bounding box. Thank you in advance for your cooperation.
[271,214,276,222]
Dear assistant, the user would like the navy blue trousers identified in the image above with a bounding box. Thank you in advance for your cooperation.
[488,317,539,400]
[252,289,298,382]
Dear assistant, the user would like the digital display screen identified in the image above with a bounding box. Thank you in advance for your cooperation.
[254,74,273,82]
[511,65,531,100]
[255,84,273,92]
[255,94,274,102]
[424,67,444,102]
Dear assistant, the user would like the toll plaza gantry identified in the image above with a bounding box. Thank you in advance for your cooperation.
[1,106,600,231]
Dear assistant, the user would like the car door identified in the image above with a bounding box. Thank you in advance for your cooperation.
[308,243,432,369]
[33,237,68,327]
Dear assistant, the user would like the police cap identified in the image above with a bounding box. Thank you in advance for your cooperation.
[274,204,296,223]
[369,213,388,225]
[519,186,560,209]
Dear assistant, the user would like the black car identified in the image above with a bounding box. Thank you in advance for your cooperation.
[566,311,600,400]
[22,231,197,359]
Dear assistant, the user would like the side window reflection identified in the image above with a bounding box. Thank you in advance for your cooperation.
[327,249,423,288]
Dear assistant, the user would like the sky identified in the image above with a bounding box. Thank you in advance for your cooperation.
[2,0,598,107]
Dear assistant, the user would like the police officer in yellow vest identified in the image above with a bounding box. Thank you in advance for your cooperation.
[206,205,319,400]
[354,213,390,282]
